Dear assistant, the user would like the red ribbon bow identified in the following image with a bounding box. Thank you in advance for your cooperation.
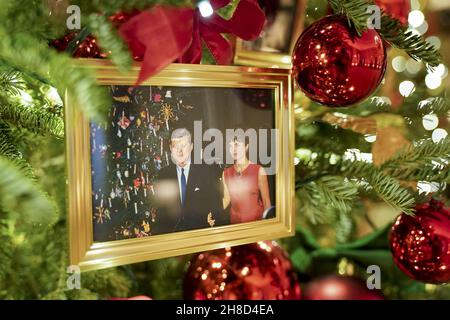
[119,0,265,85]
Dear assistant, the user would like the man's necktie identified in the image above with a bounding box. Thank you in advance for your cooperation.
[180,168,186,207]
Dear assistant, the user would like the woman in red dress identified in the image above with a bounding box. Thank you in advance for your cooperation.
[222,138,272,224]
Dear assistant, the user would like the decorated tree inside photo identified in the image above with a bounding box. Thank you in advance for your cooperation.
[0,0,449,300]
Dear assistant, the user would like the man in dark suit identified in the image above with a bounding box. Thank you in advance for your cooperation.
[151,128,223,234]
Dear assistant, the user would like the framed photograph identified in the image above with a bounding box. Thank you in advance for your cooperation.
[233,0,306,68]
[66,59,294,271]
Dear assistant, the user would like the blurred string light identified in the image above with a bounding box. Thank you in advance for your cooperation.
[408,10,425,28]
[426,36,441,50]
[399,80,415,97]
[416,21,429,35]
[379,96,391,105]
[417,181,441,194]
[364,134,377,143]
[408,8,429,37]
[425,64,447,90]
[18,90,33,106]
[425,74,442,90]
[418,98,433,110]
[198,0,214,17]
[392,56,407,72]
[422,114,439,131]
[46,86,63,106]
[432,128,448,143]
[369,95,391,106]
[406,59,422,74]
[295,148,312,161]
[344,149,372,163]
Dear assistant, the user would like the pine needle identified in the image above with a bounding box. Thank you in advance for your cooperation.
[338,160,416,215]
[87,14,132,72]
[297,175,358,224]
[0,156,57,224]
[382,138,450,182]
[0,130,35,179]
[0,97,64,138]
[0,69,25,96]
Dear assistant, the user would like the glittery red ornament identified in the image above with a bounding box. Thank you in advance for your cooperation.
[50,32,106,58]
[183,241,301,300]
[303,275,384,300]
[292,15,387,107]
[390,199,450,284]
[375,0,410,25]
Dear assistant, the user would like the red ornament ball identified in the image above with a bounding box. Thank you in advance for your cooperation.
[183,241,301,300]
[303,275,384,300]
[375,0,410,25]
[50,32,106,58]
[292,15,387,107]
[390,199,450,284]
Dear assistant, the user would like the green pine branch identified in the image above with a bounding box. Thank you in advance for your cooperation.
[0,97,64,138]
[365,170,416,215]
[379,15,441,68]
[0,0,56,39]
[415,97,450,117]
[0,27,110,121]
[87,14,133,72]
[0,130,35,179]
[329,0,371,35]
[297,175,358,224]
[335,211,354,243]
[382,138,450,182]
[0,221,12,282]
[333,96,392,116]
[329,0,442,68]
[0,69,25,96]
[0,156,57,224]
[339,160,416,215]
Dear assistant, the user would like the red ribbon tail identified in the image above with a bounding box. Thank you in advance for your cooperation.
[119,6,195,85]
[200,25,233,65]
[179,14,202,64]
[203,0,265,41]
[197,0,265,64]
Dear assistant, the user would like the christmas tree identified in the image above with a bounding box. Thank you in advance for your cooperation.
[0,0,449,299]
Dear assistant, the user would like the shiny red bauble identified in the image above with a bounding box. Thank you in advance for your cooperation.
[390,200,450,284]
[183,241,301,300]
[292,15,387,107]
[303,275,384,300]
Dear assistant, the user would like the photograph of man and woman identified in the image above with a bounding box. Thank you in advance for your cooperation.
[90,86,276,242]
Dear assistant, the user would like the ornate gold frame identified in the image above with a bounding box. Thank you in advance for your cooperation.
[233,0,307,69]
[66,59,295,272]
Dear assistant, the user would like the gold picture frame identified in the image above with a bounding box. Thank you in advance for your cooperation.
[66,59,295,272]
[233,0,307,68]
